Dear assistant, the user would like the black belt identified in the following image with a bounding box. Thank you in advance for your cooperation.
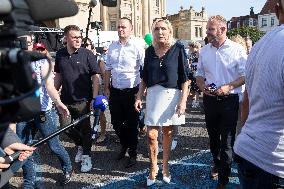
[205,94,239,101]
[111,86,139,93]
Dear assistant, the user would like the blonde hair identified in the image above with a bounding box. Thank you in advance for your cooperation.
[230,34,248,54]
[208,15,227,27]
[151,18,175,48]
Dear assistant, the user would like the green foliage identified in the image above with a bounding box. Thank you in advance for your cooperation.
[227,26,264,43]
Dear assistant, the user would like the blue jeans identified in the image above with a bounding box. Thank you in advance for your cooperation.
[237,155,284,189]
[16,108,72,188]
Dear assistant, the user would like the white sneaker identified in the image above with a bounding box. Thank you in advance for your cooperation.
[81,155,92,172]
[75,146,83,163]
[171,139,177,151]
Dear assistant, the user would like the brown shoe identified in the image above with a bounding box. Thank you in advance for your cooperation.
[210,165,218,178]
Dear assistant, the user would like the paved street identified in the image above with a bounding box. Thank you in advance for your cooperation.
[9,101,240,189]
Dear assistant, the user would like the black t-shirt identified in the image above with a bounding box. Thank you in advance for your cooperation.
[142,42,192,90]
[54,47,100,104]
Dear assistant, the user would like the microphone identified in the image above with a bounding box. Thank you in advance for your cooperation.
[91,95,108,139]
[0,0,12,14]
[25,0,79,21]
[92,95,108,112]
[0,0,78,21]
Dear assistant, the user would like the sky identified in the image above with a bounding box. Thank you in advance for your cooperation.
[166,0,267,20]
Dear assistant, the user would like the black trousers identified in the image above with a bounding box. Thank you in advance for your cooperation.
[109,87,139,157]
[203,94,239,185]
[59,101,92,155]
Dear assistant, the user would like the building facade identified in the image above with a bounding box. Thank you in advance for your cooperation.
[258,0,279,33]
[166,6,208,42]
[227,7,258,30]
[53,0,165,38]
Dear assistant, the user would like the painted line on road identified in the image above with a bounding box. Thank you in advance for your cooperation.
[81,150,238,189]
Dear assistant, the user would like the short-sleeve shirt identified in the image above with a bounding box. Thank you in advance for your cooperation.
[141,42,192,90]
[54,47,100,104]
[31,59,53,111]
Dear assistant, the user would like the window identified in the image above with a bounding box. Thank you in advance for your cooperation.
[110,21,116,31]
[237,22,240,28]
[249,18,253,26]
[199,27,202,37]
[195,27,198,37]
[271,17,275,26]
[262,18,267,27]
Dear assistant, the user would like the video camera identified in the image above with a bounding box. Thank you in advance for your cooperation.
[0,0,117,124]
[0,0,79,125]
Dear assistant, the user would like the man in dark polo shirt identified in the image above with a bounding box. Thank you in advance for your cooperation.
[54,25,100,173]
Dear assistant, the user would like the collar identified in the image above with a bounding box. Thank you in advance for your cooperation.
[210,38,231,49]
[117,37,134,46]
[64,47,81,55]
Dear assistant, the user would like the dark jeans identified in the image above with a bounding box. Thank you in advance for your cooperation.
[236,155,284,189]
[109,87,139,157]
[59,101,92,155]
[16,108,72,188]
[203,94,239,185]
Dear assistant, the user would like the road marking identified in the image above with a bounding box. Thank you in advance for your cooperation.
[81,150,240,189]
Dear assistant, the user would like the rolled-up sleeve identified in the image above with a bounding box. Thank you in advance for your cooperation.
[196,52,205,78]
[105,45,113,71]
[137,46,145,67]
[237,49,247,77]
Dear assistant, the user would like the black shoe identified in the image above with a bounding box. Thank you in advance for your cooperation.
[116,147,127,160]
[61,170,73,185]
[215,183,226,189]
[125,156,137,168]
[210,165,218,178]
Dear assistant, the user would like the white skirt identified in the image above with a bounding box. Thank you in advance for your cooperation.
[144,85,185,126]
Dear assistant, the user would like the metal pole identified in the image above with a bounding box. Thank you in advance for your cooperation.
[85,6,93,43]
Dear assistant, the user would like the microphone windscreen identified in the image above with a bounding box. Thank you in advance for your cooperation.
[25,0,79,21]
[92,95,108,111]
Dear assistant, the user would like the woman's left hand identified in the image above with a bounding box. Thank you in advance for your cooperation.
[176,101,186,117]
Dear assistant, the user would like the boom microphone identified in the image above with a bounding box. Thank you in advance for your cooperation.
[0,0,78,21]
[25,0,79,21]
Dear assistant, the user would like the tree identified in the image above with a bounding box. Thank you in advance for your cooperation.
[227,26,264,44]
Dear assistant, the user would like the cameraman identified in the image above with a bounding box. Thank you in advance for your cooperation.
[16,35,73,188]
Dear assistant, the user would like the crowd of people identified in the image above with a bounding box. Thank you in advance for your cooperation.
[1,1,284,188]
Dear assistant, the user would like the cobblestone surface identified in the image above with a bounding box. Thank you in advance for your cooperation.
[9,100,209,189]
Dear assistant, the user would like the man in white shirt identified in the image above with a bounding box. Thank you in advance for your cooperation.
[196,15,247,189]
[234,1,284,188]
[104,17,144,168]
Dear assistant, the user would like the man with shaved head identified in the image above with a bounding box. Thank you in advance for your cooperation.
[196,15,247,189]
[234,0,284,188]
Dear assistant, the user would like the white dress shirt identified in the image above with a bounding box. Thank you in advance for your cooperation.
[196,39,247,94]
[105,38,145,89]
